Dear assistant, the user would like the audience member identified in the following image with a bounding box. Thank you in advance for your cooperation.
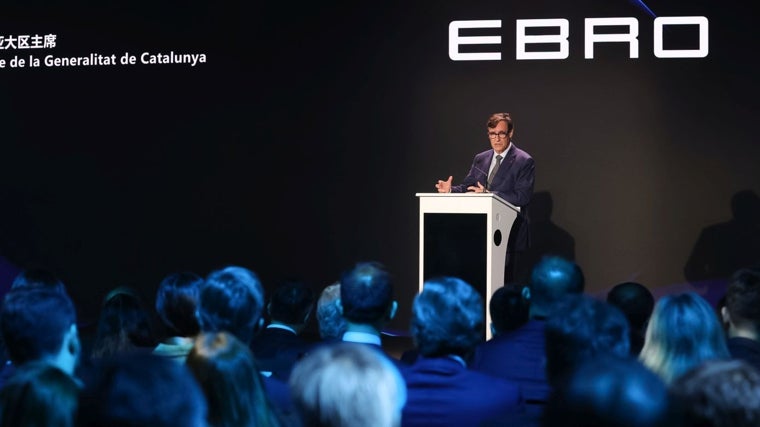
[0,361,80,427]
[187,331,283,427]
[338,262,397,354]
[77,352,207,427]
[640,292,729,384]
[543,355,676,427]
[289,342,406,427]
[544,294,630,387]
[606,281,655,356]
[722,268,760,370]
[197,266,265,344]
[490,283,530,337]
[672,359,760,427]
[316,282,345,341]
[403,276,522,427]
[90,286,156,358]
[11,267,66,293]
[153,271,203,363]
[0,287,80,386]
[251,280,315,380]
[197,265,292,415]
[471,255,583,407]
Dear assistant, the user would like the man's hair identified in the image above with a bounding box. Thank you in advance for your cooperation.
[289,342,406,427]
[411,276,483,357]
[269,280,315,326]
[640,292,729,384]
[0,287,77,365]
[543,355,675,427]
[490,283,530,335]
[606,282,654,333]
[197,266,265,345]
[339,262,393,324]
[77,352,207,427]
[0,362,80,427]
[725,268,760,331]
[672,359,760,427]
[544,294,630,386]
[317,283,346,340]
[155,271,203,337]
[530,256,584,313]
[487,112,514,132]
[186,332,280,427]
[11,268,66,293]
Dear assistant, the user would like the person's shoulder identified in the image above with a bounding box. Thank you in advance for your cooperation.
[510,144,533,161]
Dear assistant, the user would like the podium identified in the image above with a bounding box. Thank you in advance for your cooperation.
[416,193,520,340]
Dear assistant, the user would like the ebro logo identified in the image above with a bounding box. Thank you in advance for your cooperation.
[449,17,708,60]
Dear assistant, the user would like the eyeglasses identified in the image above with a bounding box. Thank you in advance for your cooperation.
[488,131,508,139]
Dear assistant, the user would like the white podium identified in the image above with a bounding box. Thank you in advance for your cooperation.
[416,193,520,340]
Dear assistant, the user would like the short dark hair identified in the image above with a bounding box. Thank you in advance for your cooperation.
[0,288,77,365]
[530,256,584,312]
[155,271,203,337]
[411,277,483,357]
[543,355,675,427]
[606,282,654,332]
[487,112,514,132]
[672,359,760,427]
[198,266,265,344]
[77,352,207,427]
[490,283,529,334]
[269,280,315,325]
[340,262,393,324]
[11,268,66,293]
[544,295,630,386]
[725,268,760,331]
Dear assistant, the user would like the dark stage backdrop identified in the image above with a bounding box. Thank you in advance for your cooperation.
[1,1,758,331]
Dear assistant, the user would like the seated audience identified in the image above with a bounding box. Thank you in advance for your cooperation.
[337,262,398,356]
[90,286,156,358]
[315,282,345,342]
[289,342,406,427]
[472,255,584,407]
[153,271,203,363]
[490,283,530,337]
[0,361,80,427]
[639,292,729,384]
[606,281,655,356]
[197,265,292,415]
[251,279,315,380]
[77,352,207,427]
[722,267,760,370]
[402,276,522,427]
[0,287,80,388]
[543,355,676,427]
[671,359,760,427]
[544,294,630,388]
[186,331,283,427]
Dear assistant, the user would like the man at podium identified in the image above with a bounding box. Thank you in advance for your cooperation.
[434,112,535,282]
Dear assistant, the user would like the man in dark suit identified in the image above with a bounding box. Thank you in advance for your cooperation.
[251,280,315,381]
[471,256,583,411]
[435,112,535,281]
[402,276,522,427]
[722,267,760,371]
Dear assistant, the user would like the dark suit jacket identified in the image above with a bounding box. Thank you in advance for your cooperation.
[451,144,535,251]
[470,320,549,407]
[728,337,760,372]
[251,327,313,381]
[401,356,523,427]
